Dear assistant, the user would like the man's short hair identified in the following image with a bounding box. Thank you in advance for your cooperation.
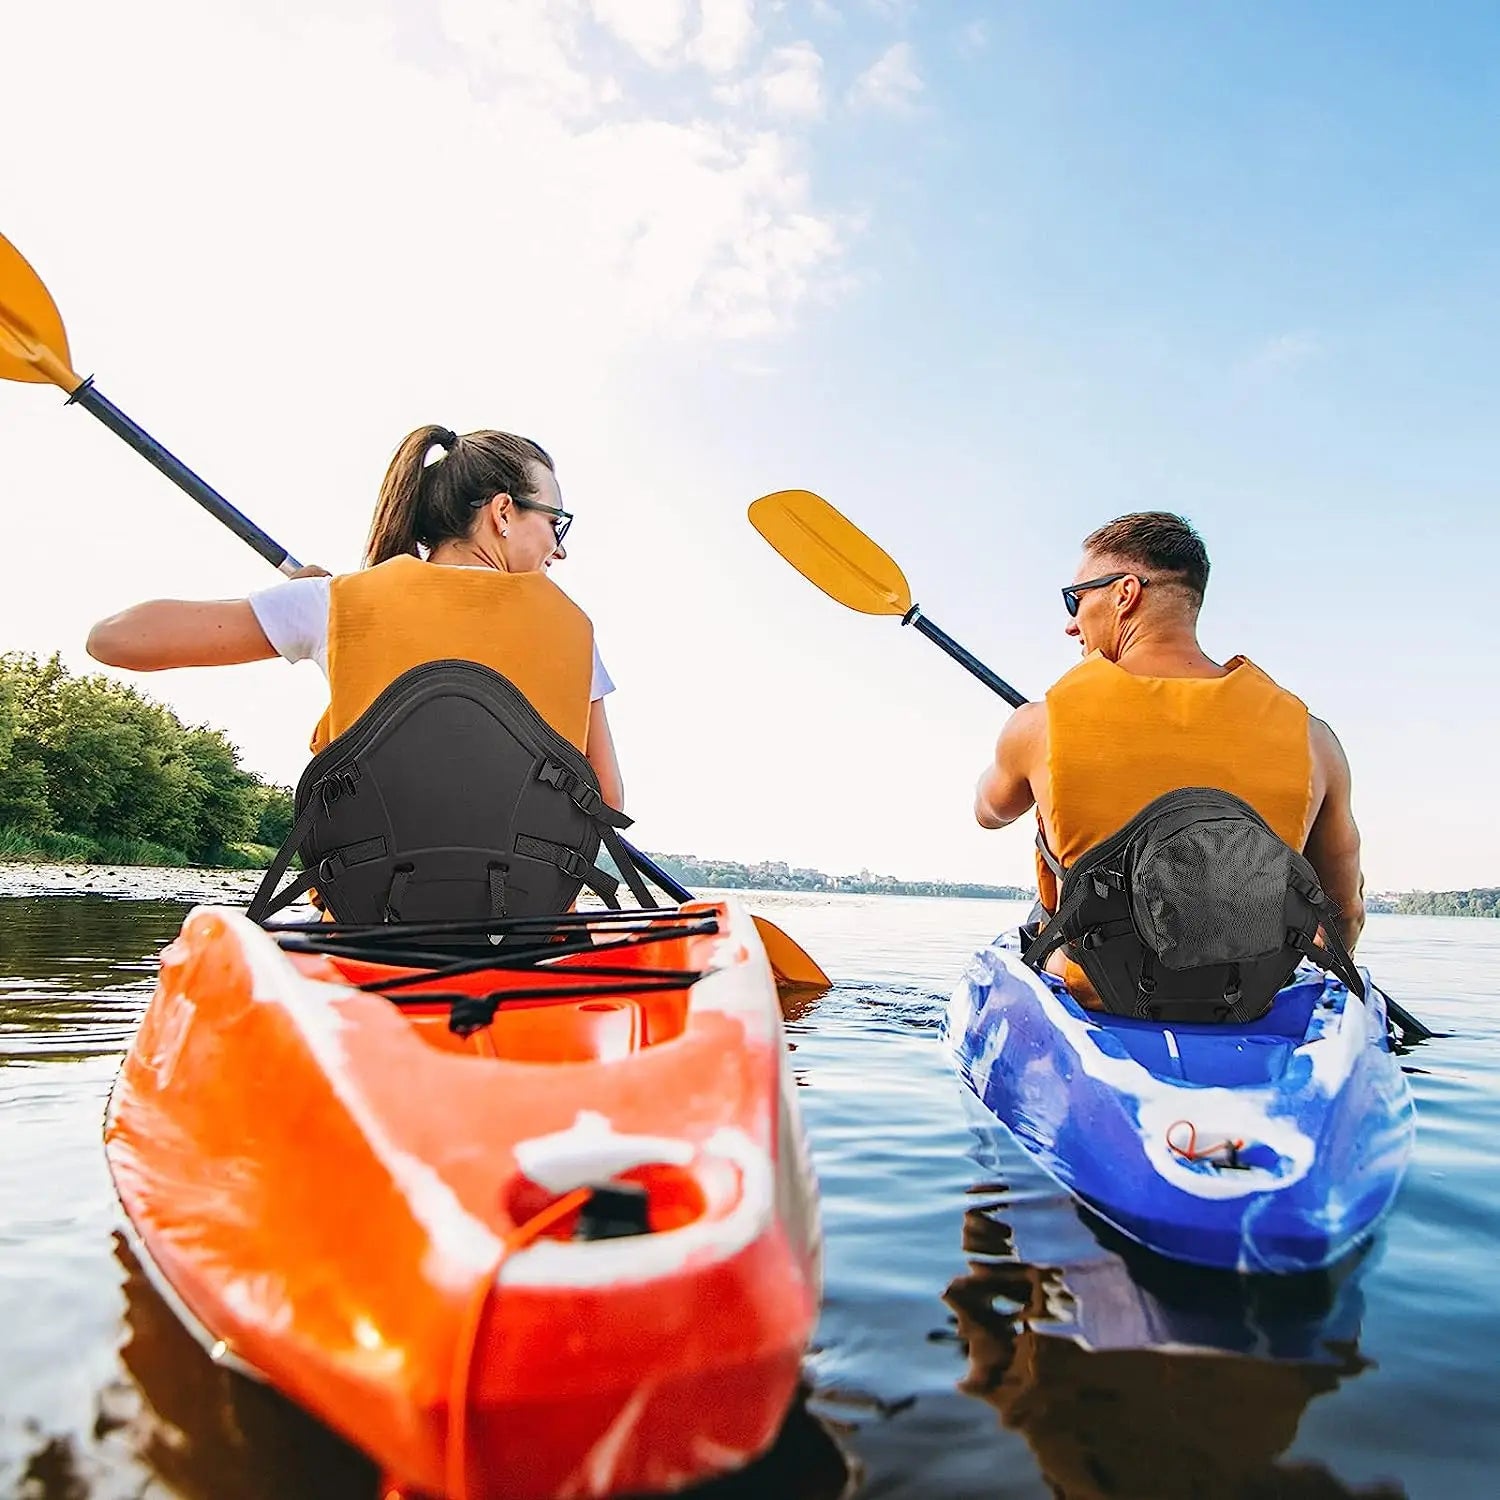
[1084,512,1209,605]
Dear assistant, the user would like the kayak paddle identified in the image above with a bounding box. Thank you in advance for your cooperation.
[0,231,829,990]
[748,488,1028,707]
[748,488,1436,1039]
[0,232,304,575]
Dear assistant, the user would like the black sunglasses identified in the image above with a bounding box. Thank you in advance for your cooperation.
[474,493,574,549]
[514,497,573,549]
[1061,572,1147,617]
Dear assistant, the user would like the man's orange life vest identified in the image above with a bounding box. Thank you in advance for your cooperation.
[1038,651,1313,914]
[310,556,595,754]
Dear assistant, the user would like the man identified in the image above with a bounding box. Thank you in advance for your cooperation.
[974,512,1364,1004]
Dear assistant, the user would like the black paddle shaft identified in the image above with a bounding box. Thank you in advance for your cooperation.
[902,606,1029,708]
[67,377,301,574]
[618,838,694,903]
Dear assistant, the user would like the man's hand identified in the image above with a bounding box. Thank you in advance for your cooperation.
[288,564,332,579]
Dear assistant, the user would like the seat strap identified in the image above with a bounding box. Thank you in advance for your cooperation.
[514,834,623,909]
[1035,829,1067,884]
[537,760,633,829]
[598,822,658,909]
[247,790,330,923]
[384,863,413,922]
[1021,875,1093,971]
[487,861,509,919]
[1295,907,1367,1000]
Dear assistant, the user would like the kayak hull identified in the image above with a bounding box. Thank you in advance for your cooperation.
[105,901,821,1499]
[944,941,1414,1274]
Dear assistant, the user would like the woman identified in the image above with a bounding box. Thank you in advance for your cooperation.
[87,425,624,807]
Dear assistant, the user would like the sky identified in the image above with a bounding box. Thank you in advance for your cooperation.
[2,0,1497,892]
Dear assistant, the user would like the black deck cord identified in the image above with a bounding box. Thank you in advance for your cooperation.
[273,924,714,985]
[445,973,705,1036]
[347,920,720,993]
[266,907,692,940]
[362,962,709,1001]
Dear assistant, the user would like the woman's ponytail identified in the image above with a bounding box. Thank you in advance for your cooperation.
[364,425,457,566]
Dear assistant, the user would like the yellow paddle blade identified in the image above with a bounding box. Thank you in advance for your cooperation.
[0,232,83,391]
[753,915,831,991]
[748,489,913,617]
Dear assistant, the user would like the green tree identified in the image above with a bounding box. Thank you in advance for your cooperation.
[0,651,282,865]
[252,783,296,847]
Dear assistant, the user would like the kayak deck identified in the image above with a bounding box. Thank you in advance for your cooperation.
[945,940,1414,1274]
[1082,979,1324,1088]
[105,900,821,1500]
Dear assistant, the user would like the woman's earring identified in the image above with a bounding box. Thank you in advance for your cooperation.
[501,526,509,537]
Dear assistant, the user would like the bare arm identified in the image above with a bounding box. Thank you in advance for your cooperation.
[974,702,1044,830]
[1303,717,1365,950]
[586,698,625,811]
[88,566,330,671]
[87,600,279,671]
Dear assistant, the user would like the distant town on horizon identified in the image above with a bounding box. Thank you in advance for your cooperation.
[641,851,1500,917]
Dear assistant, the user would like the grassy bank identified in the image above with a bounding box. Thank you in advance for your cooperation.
[0,825,274,870]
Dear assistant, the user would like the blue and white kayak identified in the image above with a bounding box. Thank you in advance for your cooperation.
[944,941,1415,1274]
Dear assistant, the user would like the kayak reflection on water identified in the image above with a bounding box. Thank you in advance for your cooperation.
[941,1193,1404,1499]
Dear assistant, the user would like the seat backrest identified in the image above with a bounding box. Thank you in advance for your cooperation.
[1024,787,1364,1023]
[247,660,652,926]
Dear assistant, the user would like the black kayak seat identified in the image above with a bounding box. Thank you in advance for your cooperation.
[247,660,655,927]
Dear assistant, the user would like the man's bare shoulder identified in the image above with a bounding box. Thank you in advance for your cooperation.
[1308,715,1351,771]
[997,700,1047,759]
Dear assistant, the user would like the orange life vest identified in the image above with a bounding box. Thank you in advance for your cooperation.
[310,556,594,754]
[1037,651,1313,914]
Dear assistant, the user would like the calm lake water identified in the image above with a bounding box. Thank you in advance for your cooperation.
[2,874,1498,1498]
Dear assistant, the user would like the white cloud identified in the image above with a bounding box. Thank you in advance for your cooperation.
[688,0,759,74]
[438,0,599,114]
[1242,331,1324,379]
[589,0,691,67]
[0,0,854,806]
[759,42,826,119]
[958,18,988,55]
[849,40,923,113]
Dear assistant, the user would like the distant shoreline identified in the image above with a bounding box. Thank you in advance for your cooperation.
[1,853,1495,918]
[637,852,1034,902]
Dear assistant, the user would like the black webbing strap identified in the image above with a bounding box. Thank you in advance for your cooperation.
[488,861,509,919]
[247,789,330,923]
[1021,876,1092,971]
[1296,905,1367,1000]
[537,761,633,829]
[534,759,657,908]
[384,864,413,921]
[514,834,622,909]
[598,822,658,910]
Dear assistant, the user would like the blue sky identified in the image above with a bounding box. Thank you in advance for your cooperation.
[2,1,1495,889]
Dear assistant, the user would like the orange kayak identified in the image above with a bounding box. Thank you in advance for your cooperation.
[105,900,821,1499]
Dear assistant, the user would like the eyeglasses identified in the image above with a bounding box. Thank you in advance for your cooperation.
[1061,572,1147,617]
[514,498,573,549]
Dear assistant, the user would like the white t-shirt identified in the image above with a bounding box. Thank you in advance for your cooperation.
[248,573,615,700]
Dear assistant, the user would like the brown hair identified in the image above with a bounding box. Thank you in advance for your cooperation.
[1083,511,1210,605]
[364,425,555,566]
